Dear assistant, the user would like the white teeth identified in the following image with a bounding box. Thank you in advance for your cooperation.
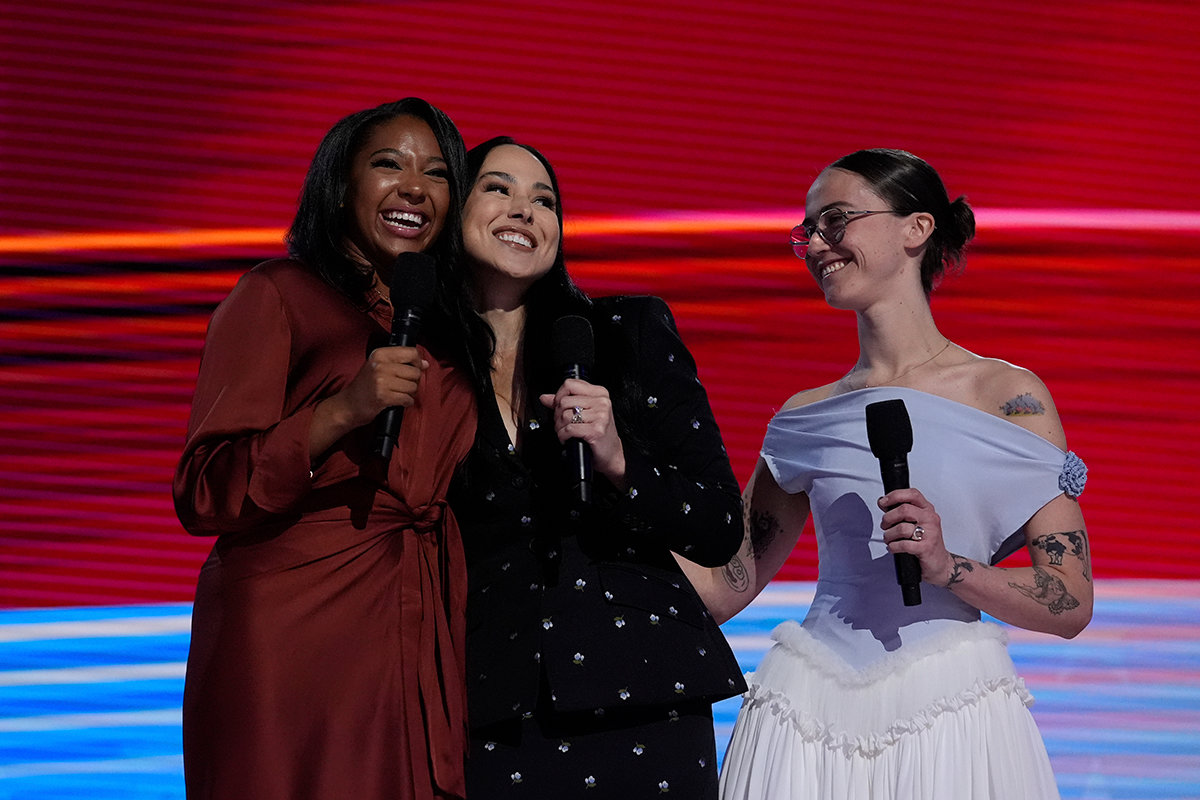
[383,211,424,227]
[820,261,846,279]
[497,231,533,248]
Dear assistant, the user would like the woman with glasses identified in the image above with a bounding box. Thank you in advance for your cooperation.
[677,149,1092,799]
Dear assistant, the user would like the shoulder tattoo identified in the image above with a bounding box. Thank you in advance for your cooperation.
[1001,392,1046,416]
[1009,567,1081,615]
[748,508,781,560]
[721,554,750,594]
[1031,530,1091,582]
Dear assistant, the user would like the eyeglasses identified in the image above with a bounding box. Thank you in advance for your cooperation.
[790,208,912,258]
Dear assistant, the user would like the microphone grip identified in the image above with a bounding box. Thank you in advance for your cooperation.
[563,364,593,506]
[372,312,421,461]
[879,458,922,606]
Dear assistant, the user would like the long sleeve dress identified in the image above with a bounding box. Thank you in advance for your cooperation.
[173,259,476,800]
[719,387,1087,800]
[449,295,747,799]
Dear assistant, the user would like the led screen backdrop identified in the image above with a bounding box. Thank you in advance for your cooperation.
[2,1,1199,606]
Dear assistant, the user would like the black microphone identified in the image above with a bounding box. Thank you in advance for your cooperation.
[551,315,595,506]
[372,252,437,461]
[865,398,922,606]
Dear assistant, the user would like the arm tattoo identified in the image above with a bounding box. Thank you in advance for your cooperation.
[1009,567,1081,615]
[748,508,780,560]
[721,554,750,593]
[1031,529,1091,582]
[944,555,976,588]
[1001,392,1046,416]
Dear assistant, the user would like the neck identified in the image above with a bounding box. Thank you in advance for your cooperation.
[851,299,948,386]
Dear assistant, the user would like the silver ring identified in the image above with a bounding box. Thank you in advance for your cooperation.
[912,525,925,542]
[570,406,584,425]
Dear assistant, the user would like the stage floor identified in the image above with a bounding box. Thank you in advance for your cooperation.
[1,580,1197,799]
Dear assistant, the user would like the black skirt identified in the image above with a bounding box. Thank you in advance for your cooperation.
[467,687,719,799]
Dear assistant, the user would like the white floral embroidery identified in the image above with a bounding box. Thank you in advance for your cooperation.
[691,418,700,429]
[542,617,554,630]
[658,780,670,792]
[674,681,685,693]
[573,652,585,665]
[604,591,614,600]
[485,741,496,751]
[618,688,631,700]
[681,502,691,514]
[632,743,645,755]
[668,606,678,616]
[575,578,587,590]
[585,775,595,787]
[649,614,660,624]
[528,419,540,430]
[614,616,626,628]
[628,487,639,498]
[511,772,523,783]
[646,395,658,407]
[560,741,572,753]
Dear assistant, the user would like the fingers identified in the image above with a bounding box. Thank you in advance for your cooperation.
[539,380,614,440]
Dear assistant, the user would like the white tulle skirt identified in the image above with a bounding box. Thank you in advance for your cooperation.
[719,620,1060,800]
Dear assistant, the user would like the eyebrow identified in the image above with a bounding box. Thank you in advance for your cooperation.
[368,147,447,165]
[803,202,849,223]
[478,170,555,194]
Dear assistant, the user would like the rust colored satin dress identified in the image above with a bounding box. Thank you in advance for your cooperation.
[173,259,475,800]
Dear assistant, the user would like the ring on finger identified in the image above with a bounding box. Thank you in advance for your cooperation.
[570,406,584,425]
[912,525,925,542]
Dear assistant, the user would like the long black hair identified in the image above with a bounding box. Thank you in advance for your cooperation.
[285,97,483,377]
[461,136,591,396]
[461,137,646,447]
[830,148,975,294]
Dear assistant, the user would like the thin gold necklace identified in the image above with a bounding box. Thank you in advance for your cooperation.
[857,339,951,389]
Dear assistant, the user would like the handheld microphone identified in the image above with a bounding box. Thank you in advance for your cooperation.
[865,398,922,606]
[372,252,437,461]
[551,315,595,506]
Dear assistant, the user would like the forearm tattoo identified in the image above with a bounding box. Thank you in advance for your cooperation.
[1001,393,1046,416]
[944,555,976,588]
[748,508,781,560]
[1010,567,1081,615]
[1031,529,1091,581]
[721,554,750,593]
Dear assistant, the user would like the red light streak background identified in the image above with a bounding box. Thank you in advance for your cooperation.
[2,1,1199,606]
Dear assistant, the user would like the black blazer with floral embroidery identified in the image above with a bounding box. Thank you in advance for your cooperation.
[449,296,747,730]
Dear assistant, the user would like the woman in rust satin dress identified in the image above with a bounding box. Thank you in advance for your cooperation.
[173,98,481,800]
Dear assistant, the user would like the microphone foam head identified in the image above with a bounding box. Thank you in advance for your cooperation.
[551,315,595,372]
[388,252,438,309]
[865,398,913,458]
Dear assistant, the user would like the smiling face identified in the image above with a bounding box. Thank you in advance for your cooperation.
[342,115,449,271]
[462,144,560,297]
[803,167,913,309]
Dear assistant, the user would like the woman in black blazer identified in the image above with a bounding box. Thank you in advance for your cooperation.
[448,137,746,798]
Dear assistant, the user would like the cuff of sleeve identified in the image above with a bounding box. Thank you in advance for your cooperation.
[608,448,668,533]
[247,405,317,513]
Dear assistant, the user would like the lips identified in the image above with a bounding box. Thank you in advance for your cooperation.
[381,209,429,236]
[814,259,847,280]
[494,226,535,250]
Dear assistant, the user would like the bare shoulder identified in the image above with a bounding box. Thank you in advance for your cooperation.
[780,381,839,412]
[969,357,1068,449]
